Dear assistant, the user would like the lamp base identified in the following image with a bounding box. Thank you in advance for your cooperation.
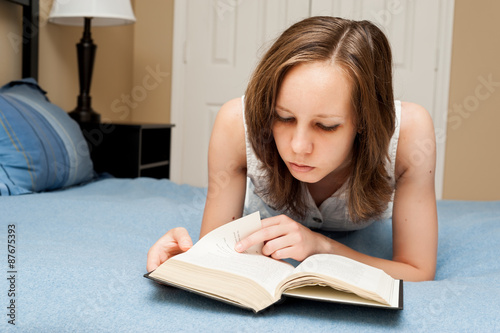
[70,17,100,124]
[69,107,101,123]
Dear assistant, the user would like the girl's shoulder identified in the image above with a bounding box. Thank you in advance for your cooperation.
[218,97,244,125]
[399,101,435,142]
[209,97,246,166]
[399,101,433,126]
[213,97,245,142]
[395,101,436,179]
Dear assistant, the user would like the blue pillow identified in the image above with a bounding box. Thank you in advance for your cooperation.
[0,78,94,195]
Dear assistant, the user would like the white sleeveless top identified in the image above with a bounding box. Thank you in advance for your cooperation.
[242,96,402,231]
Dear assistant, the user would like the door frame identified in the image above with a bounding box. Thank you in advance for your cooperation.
[170,0,188,184]
[170,0,455,199]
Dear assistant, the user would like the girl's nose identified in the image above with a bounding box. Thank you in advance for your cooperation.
[291,127,313,155]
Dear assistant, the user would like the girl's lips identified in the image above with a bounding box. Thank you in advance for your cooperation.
[289,162,315,173]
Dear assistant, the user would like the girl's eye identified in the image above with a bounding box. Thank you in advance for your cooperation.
[276,114,294,123]
[317,123,340,132]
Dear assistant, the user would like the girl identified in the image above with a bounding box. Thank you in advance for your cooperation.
[147,16,438,282]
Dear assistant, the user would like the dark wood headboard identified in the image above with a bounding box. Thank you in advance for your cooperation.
[6,0,39,80]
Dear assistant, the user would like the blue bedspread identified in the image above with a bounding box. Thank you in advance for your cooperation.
[1,178,499,332]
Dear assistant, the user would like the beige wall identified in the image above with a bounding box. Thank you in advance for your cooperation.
[442,0,500,200]
[131,0,174,124]
[0,0,173,123]
[0,2,22,81]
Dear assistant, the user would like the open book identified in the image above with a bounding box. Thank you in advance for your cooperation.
[145,212,403,313]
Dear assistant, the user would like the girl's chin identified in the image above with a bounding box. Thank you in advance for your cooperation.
[289,169,323,184]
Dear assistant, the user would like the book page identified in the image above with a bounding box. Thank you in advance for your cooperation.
[284,279,401,309]
[190,212,263,255]
[287,254,394,303]
[171,212,295,296]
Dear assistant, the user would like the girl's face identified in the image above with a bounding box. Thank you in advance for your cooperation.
[272,61,358,184]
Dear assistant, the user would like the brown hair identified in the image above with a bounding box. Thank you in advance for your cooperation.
[245,16,395,222]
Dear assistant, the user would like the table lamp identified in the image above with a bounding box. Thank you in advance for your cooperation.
[48,0,136,123]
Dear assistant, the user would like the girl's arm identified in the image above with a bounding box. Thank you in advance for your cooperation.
[384,101,438,280]
[199,98,248,237]
[330,102,438,281]
[236,102,438,281]
[147,98,247,272]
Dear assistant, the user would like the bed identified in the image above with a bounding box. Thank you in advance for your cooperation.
[1,1,500,332]
[1,178,499,332]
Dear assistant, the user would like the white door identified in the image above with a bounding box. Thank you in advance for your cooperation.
[171,0,454,199]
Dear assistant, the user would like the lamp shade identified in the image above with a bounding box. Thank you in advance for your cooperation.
[48,0,136,26]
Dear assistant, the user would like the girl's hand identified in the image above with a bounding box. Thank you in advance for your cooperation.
[146,227,193,272]
[235,215,324,261]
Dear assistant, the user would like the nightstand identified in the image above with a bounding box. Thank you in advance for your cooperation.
[80,122,174,179]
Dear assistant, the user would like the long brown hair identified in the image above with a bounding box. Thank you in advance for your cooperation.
[245,16,395,222]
